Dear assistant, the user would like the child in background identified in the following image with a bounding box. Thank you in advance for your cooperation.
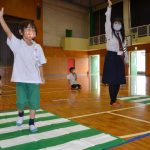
[0,8,46,132]
[67,67,81,90]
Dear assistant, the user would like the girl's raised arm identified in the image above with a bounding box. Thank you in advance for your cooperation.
[0,8,12,39]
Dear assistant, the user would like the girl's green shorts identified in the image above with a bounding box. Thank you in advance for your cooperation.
[16,82,40,110]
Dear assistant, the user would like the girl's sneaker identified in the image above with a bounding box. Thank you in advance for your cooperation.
[29,125,38,133]
[16,117,24,126]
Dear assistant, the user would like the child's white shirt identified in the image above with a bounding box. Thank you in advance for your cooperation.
[67,73,78,85]
[7,34,46,83]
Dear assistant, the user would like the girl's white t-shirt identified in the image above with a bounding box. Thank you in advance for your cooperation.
[7,35,46,83]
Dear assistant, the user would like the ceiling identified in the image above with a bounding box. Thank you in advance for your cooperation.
[63,0,107,8]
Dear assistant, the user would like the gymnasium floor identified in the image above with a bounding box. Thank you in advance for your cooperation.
[1,75,150,149]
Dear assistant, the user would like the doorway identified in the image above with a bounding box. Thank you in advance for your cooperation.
[67,58,75,73]
[89,55,100,75]
[137,50,145,74]
[89,55,100,95]
[130,50,145,75]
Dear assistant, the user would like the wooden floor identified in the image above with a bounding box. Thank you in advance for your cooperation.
[1,75,150,149]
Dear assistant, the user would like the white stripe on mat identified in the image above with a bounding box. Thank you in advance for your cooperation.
[41,134,117,150]
[0,113,54,124]
[119,95,147,100]
[131,98,150,103]
[0,109,43,117]
[41,140,92,150]
[0,125,89,148]
[0,118,70,134]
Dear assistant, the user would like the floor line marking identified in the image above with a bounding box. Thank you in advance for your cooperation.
[1,94,16,97]
[68,105,147,119]
[41,90,72,93]
[108,112,150,124]
[119,130,150,138]
[1,90,72,96]
[52,99,69,102]
[41,88,69,91]
[52,97,99,102]
[4,85,16,89]
[2,90,16,93]
[69,112,107,119]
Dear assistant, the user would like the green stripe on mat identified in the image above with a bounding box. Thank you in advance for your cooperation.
[0,115,59,128]
[119,96,150,101]
[119,95,150,99]
[2,129,104,150]
[142,100,150,104]
[0,121,77,140]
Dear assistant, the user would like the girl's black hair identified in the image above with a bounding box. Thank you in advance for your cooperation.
[111,17,125,42]
[0,75,1,80]
[69,67,75,72]
[18,20,37,35]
